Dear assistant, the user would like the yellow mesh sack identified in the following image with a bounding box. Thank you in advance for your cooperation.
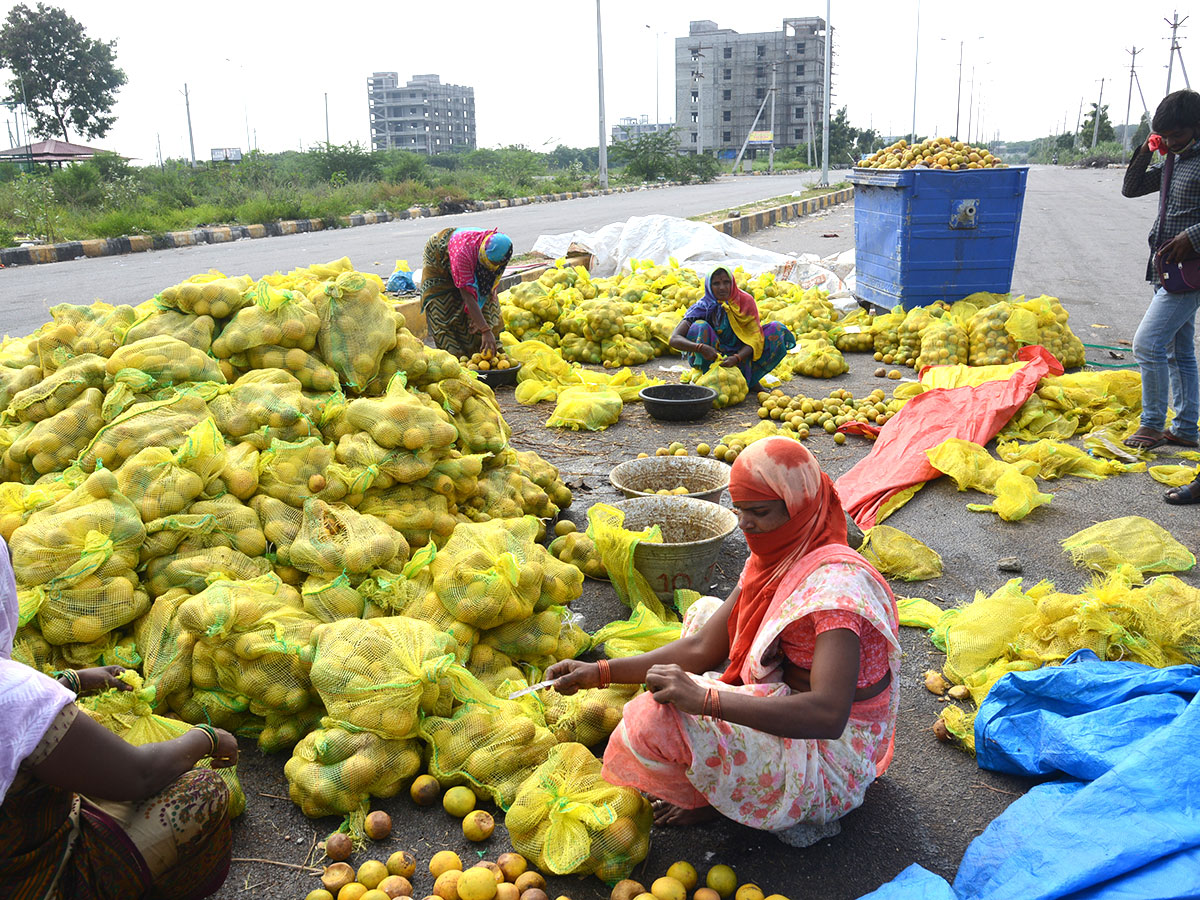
[310,270,397,392]
[539,684,639,746]
[256,437,372,508]
[1014,295,1085,368]
[600,335,656,368]
[464,463,560,521]
[586,503,667,619]
[0,480,72,540]
[694,361,748,407]
[896,596,947,630]
[548,531,606,580]
[123,307,216,352]
[546,385,623,431]
[782,335,848,379]
[345,373,458,451]
[364,569,480,666]
[0,364,45,412]
[479,606,584,666]
[284,724,422,818]
[828,308,874,354]
[157,272,253,318]
[116,447,206,522]
[506,742,651,882]
[159,495,265,559]
[871,307,904,360]
[357,485,456,549]
[289,498,408,577]
[258,704,324,755]
[7,387,105,475]
[590,604,682,658]
[858,525,943,581]
[968,301,1030,366]
[134,587,195,709]
[301,573,365,623]
[560,334,603,366]
[465,642,525,691]
[177,574,317,717]
[79,392,211,472]
[212,280,321,357]
[916,315,970,370]
[1149,463,1199,486]
[44,302,136,359]
[422,686,558,809]
[168,686,254,733]
[536,550,585,611]
[897,305,939,367]
[1061,516,1195,577]
[926,438,1053,521]
[144,546,273,597]
[106,335,225,388]
[430,517,545,629]
[995,439,1141,480]
[228,345,340,392]
[416,451,487,506]
[208,369,318,450]
[941,578,1048,683]
[11,622,64,674]
[333,433,437,491]
[249,494,303,559]
[424,375,511,455]
[9,353,107,422]
[79,671,246,817]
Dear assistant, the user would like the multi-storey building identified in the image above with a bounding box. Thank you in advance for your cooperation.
[674,17,828,157]
[367,73,476,155]
[611,116,676,145]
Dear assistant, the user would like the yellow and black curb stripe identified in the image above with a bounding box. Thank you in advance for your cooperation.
[716,187,854,237]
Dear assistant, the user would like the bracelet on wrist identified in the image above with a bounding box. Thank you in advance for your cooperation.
[191,724,219,757]
[596,658,611,689]
[53,670,81,694]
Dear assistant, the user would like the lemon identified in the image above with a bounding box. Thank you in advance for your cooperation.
[673,448,687,456]
[443,785,476,817]
[458,867,498,900]
[554,520,577,537]
[430,850,463,878]
[696,443,711,456]
[665,862,698,891]
[834,432,846,445]
[651,877,686,900]
[357,860,389,890]
[462,809,495,841]
[338,885,368,900]
[306,891,335,900]
[706,865,737,899]
[736,885,765,900]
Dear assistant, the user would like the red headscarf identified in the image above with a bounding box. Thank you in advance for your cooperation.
[723,436,848,684]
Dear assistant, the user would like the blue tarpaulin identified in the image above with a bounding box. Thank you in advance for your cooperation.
[857,650,1200,898]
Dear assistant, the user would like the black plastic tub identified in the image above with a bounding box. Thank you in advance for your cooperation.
[639,384,716,421]
[476,361,522,387]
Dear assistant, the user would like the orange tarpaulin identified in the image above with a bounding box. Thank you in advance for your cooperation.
[835,346,1064,528]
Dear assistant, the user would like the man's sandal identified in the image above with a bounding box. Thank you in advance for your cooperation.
[1164,480,1200,505]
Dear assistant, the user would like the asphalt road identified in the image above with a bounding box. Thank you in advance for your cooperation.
[0,172,851,337]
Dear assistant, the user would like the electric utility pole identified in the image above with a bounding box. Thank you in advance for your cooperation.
[1091,78,1104,149]
[183,84,197,168]
[1165,12,1190,94]
[768,61,777,173]
[596,0,608,188]
[820,0,831,185]
[1123,47,1140,158]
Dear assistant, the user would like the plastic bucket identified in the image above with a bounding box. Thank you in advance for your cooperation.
[610,496,739,603]
[609,455,730,504]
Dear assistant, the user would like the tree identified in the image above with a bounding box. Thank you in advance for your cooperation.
[1132,112,1151,149]
[1079,103,1115,145]
[0,3,126,142]
[610,127,680,181]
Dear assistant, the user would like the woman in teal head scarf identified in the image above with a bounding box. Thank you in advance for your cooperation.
[420,227,514,358]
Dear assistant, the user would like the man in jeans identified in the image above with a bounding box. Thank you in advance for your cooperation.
[1122,90,1200,503]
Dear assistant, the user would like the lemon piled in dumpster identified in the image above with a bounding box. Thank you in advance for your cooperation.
[857,136,1005,170]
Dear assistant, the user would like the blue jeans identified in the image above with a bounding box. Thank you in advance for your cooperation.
[1132,284,1200,442]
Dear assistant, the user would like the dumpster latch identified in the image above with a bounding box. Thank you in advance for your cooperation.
[950,199,978,229]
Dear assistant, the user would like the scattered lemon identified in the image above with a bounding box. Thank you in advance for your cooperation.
[665,862,698,891]
[694,890,721,900]
[554,520,577,537]
[410,773,441,806]
[458,867,499,900]
[362,891,390,900]
[430,850,463,878]
[736,885,765,900]
[307,891,335,900]
[655,447,670,456]
[696,443,711,456]
[462,809,495,841]
[706,865,737,899]
[637,452,649,458]
[338,885,368,900]
[387,851,417,879]
[434,869,462,900]
[358,860,389,890]
[651,877,686,900]
[443,785,476,817]
[833,432,846,444]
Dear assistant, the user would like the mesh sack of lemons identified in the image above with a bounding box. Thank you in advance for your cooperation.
[144,544,273,597]
[502,303,541,339]
[870,307,906,362]
[421,684,559,808]
[7,386,105,475]
[893,305,941,367]
[549,531,607,579]
[211,279,321,357]
[79,391,211,472]
[585,503,669,620]
[546,384,623,431]
[508,280,563,324]
[256,436,372,509]
[829,308,875,353]
[308,270,397,392]
[538,684,639,747]
[464,464,559,521]
[285,724,422,818]
[299,573,365,623]
[9,352,106,422]
[915,315,970,370]
[690,360,747,408]
[0,480,71,540]
[345,373,457,451]
[133,587,196,710]
[600,335,655,369]
[1035,371,1141,434]
[1061,516,1195,578]
[995,438,1140,481]
[415,451,486,508]
[164,494,267,560]
[157,271,253,318]
[559,333,604,366]
[0,364,44,413]
[115,420,226,523]
[424,375,510,455]
[515,449,573,511]
[44,302,137,360]
[1012,295,1086,368]
[857,524,943,581]
[78,670,247,816]
[310,615,457,739]
[783,335,848,379]
[124,306,216,352]
[227,344,340,392]
[362,556,481,665]
[289,498,408,578]
[208,369,318,449]
[464,642,525,691]
[176,574,318,722]
[106,335,226,389]
[925,438,1053,522]
[333,432,437,492]
[249,493,302,561]
[10,468,146,645]
[480,605,589,667]
[357,484,457,549]
[430,517,547,629]
[590,604,682,658]
[967,299,1033,366]
[506,742,651,882]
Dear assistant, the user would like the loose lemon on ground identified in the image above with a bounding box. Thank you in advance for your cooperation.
[513,872,546,893]
[763,895,791,900]
[668,441,685,452]
[430,850,463,878]
[637,452,649,458]
[554,519,577,537]
[458,867,499,900]
[387,851,417,878]
[462,809,495,841]
[632,894,657,900]
[706,865,737,899]
[379,875,413,898]
[833,432,846,445]
[655,447,670,456]
[363,891,391,900]
[736,885,765,900]
[497,852,527,881]
[364,811,392,840]
[325,832,353,861]
[473,861,504,883]
[443,785,476,817]
[307,891,335,900]
[665,862,698,891]
[410,773,441,806]
[694,890,721,900]
[434,870,462,900]
[650,877,686,900]
[496,885,520,900]
[696,443,711,456]
[359,861,390,890]
[323,863,356,894]
[339,885,368,900]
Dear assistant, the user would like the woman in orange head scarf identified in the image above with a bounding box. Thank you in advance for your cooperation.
[547,437,900,845]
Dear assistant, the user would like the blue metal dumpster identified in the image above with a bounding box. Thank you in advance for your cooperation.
[848,166,1029,310]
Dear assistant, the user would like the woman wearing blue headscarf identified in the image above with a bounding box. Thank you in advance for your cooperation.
[420,227,514,358]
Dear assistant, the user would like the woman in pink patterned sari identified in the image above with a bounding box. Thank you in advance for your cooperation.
[546,437,900,846]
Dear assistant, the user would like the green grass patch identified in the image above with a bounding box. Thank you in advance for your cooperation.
[692,183,851,223]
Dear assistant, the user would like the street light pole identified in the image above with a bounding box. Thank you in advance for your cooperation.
[911,0,921,141]
[596,0,608,188]
[821,0,831,184]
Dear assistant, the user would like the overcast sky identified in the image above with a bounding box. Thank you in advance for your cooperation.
[4,1,1193,163]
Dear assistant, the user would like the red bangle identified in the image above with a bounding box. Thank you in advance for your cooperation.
[712,688,722,720]
[596,659,611,689]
